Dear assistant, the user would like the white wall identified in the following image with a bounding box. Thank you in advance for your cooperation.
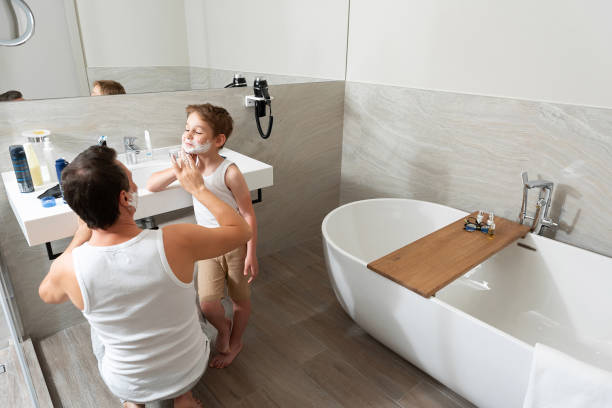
[76,0,190,67]
[0,0,85,99]
[184,0,208,68]
[201,0,349,80]
[347,0,612,108]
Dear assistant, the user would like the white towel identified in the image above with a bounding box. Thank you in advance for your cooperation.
[523,343,612,408]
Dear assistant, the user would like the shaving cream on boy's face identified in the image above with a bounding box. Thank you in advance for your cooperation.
[182,140,212,154]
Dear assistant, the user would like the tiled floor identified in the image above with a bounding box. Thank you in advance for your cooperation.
[36,238,475,407]
[0,339,53,408]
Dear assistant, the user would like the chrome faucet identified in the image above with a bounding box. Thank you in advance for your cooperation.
[123,136,140,165]
[519,172,558,235]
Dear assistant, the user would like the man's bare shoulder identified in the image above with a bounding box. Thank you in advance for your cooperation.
[52,251,75,276]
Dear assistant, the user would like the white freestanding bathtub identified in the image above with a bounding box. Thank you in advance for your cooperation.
[322,198,612,408]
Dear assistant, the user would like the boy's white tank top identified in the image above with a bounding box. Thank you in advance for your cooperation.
[193,158,238,228]
[72,229,208,402]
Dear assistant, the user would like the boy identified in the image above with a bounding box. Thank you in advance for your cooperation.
[91,80,126,96]
[147,104,258,368]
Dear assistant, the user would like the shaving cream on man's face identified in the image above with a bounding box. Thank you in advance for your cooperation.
[182,140,211,154]
[128,190,138,211]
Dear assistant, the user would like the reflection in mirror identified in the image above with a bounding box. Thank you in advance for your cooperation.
[0,0,349,101]
[90,80,126,96]
[0,90,24,102]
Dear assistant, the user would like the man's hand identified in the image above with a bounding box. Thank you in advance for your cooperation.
[171,151,206,195]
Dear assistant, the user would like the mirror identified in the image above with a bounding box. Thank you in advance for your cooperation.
[0,0,349,101]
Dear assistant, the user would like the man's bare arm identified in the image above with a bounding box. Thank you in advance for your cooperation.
[39,220,91,305]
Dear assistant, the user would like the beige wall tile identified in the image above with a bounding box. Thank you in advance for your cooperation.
[341,81,612,258]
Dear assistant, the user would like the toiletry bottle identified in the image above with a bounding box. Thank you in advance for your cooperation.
[55,158,69,200]
[23,142,43,187]
[144,130,153,161]
[488,222,496,237]
[9,145,34,193]
[23,129,53,183]
[43,138,56,182]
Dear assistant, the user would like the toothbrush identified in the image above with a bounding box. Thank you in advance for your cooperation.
[144,130,153,159]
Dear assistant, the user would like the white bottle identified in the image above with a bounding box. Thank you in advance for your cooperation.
[144,130,153,161]
[476,210,484,224]
[23,143,43,187]
[43,138,56,183]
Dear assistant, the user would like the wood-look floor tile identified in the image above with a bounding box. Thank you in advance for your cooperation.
[274,244,325,270]
[273,266,336,315]
[254,255,295,287]
[268,251,331,286]
[232,389,281,408]
[251,312,327,365]
[0,339,53,408]
[303,349,401,408]
[399,381,473,408]
[299,238,326,262]
[240,335,341,407]
[251,280,317,327]
[199,353,259,406]
[190,382,224,408]
[299,302,422,402]
[37,323,118,407]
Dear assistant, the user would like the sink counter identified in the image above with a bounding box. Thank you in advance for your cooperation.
[2,146,273,246]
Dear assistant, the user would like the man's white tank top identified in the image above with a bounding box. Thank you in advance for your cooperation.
[72,229,208,402]
[193,158,238,228]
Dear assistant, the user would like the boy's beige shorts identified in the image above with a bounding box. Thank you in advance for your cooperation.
[197,244,250,303]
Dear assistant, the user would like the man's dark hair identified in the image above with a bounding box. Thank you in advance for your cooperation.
[62,146,130,229]
[0,90,23,101]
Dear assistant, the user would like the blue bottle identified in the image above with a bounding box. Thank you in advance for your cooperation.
[55,158,69,200]
[9,145,34,193]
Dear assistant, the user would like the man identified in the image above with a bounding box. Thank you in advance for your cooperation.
[39,146,250,408]
[0,90,24,101]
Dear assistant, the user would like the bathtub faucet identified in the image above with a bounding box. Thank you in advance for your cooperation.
[519,172,558,235]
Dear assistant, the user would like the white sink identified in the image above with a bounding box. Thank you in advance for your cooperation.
[2,146,273,246]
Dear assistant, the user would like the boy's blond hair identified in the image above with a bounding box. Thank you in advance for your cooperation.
[186,104,233,147]
[93,80,126,95]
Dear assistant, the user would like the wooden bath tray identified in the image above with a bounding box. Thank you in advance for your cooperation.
[367,212,531,298]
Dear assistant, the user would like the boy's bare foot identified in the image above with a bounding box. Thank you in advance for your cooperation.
[173,391,203,408]
[215,318,231,354]
[209,341,243,369]
[122,403,144,408]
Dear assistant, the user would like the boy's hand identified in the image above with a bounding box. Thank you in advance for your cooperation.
[244,252,258,283]
[171,151,206,195]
